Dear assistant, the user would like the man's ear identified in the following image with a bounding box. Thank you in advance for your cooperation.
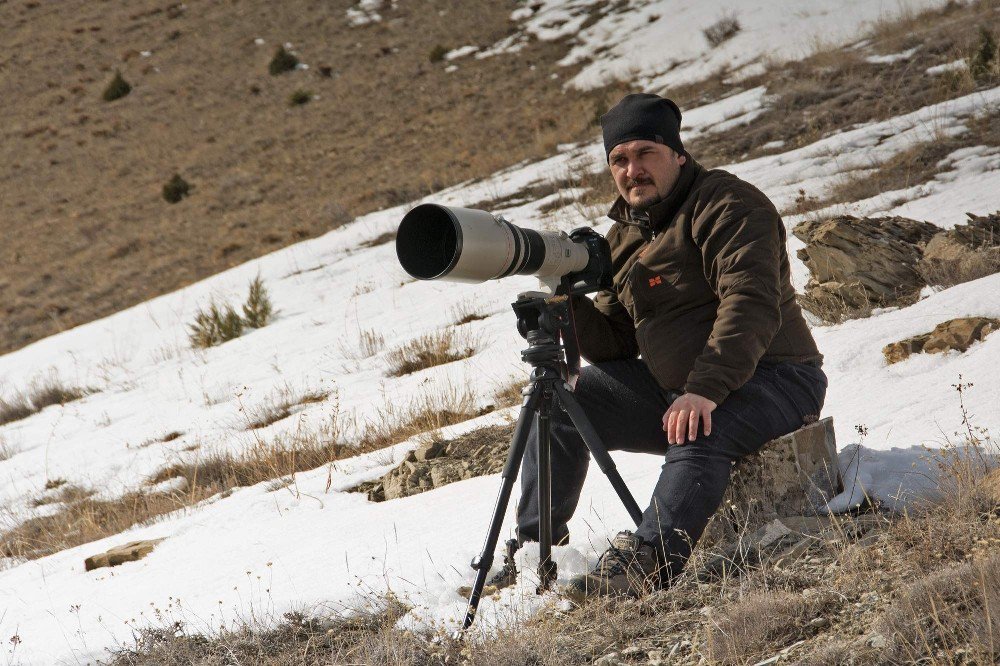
[677,153,687,166]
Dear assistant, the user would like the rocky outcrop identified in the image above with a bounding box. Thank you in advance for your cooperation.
[794,213,1000,320]
[355,424,514,502]
[84,538,165,571]
[883,317,1000,364]
[793,215,938,314]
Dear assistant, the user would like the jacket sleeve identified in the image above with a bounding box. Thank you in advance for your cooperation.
[684,203,783,404]
[571,290,639,363]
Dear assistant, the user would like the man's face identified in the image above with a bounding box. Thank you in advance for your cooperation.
[608,140,687,212]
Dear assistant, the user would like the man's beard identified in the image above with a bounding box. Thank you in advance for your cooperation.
[626,178,662,212]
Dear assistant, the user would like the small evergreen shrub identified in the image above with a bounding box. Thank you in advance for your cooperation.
[969,28,999,83]
[288,89,313,106]
[102,70,132,102]
[162,174,191,203]
[188,277,276,348]
[428,44,449,63]
[241,275,274,329]
[268,46,299,75]
[188,303,244,348]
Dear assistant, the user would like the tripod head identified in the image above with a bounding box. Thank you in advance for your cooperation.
[511,277,583,389]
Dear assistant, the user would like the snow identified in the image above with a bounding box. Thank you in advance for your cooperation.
[444,45,479,61]
[927,59,968,75]
[481,0,951,90]
[865,47,920,65]
[2,4,999,664]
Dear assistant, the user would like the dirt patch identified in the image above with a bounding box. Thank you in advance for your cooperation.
[0,0,624,354]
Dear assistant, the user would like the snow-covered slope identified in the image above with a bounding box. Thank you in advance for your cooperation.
[2,10,999,666]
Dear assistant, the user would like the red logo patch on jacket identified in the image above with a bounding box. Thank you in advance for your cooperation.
[648,276,663,287]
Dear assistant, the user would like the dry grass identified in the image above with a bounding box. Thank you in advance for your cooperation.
[385,328,480,377]
[687,0,1000,169]
[919,247,1000,289]
[106,381,1000,665]
[356,385,485,451]
[238,385,328,431]
[0,373,94,426]
[0,435,17,461]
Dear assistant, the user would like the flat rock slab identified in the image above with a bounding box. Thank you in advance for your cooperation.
[883,317,1000,364]
[84,538,165,572]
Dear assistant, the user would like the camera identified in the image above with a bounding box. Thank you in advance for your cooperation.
[395,203,612,294]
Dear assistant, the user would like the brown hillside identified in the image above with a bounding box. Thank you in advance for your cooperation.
[0,0,621,354]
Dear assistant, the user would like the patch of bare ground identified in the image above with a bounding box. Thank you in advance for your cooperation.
[0,0,627,355]
[687,0,1000,171]
[109,383,1000,665]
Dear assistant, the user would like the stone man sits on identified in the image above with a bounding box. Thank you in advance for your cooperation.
[492,93,828,600]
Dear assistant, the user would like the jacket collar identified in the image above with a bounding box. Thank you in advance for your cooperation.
[608,155,703,233]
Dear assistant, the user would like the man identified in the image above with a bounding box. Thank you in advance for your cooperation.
[488,93,828,601]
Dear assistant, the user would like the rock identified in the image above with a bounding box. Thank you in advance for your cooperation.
[868,633,888,649]
[793,215,939,314]
[414,440,445,462]
[594,652,620,666]
[883,317,1000,364]
[84,538,165,571]
[352,424,513,501]
[716,417,841,533]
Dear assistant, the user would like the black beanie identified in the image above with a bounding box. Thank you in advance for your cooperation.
[601,93,684,162]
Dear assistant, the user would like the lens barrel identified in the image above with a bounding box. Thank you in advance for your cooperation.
[396,203,590,283]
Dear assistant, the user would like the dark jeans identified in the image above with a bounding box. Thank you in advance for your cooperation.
[516,358,828,581]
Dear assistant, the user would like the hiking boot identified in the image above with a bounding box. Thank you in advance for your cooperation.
[563,531,660,602]
[457,539,519,598]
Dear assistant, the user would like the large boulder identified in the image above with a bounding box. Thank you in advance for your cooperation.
[793,216,939,315]
[883,317,1000,364]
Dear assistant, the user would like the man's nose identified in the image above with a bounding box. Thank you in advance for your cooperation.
[625,161,646,180]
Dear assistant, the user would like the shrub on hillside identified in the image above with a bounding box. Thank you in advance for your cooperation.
[288,89,313,106]
[969,27,999,82]
[428,44,449,63]
[162,173,191,203]
[703,14,741,48]
[188,276,275,348]
[102,70,132,102]
[268,46,299,75]
[241,275,274,329]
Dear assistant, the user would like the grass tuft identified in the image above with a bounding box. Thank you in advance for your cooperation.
[385,328,479,376]
[0,373,95,426]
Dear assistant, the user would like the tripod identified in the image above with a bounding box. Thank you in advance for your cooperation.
[460,287,644,631]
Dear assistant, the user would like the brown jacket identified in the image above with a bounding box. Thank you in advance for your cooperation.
[573,156,822,405]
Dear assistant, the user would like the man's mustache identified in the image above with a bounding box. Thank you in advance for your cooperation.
[627,177,654,190]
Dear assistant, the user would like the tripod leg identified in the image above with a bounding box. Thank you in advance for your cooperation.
[461,386,541,631]
[536,394,558,592]
[553,383,644,527]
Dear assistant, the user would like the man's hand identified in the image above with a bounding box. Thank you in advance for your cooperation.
[663,393,717,444]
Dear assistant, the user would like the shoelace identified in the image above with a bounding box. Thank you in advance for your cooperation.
[596,544,635,577]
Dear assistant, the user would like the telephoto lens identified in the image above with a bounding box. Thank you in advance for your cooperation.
[395,203,591,284]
